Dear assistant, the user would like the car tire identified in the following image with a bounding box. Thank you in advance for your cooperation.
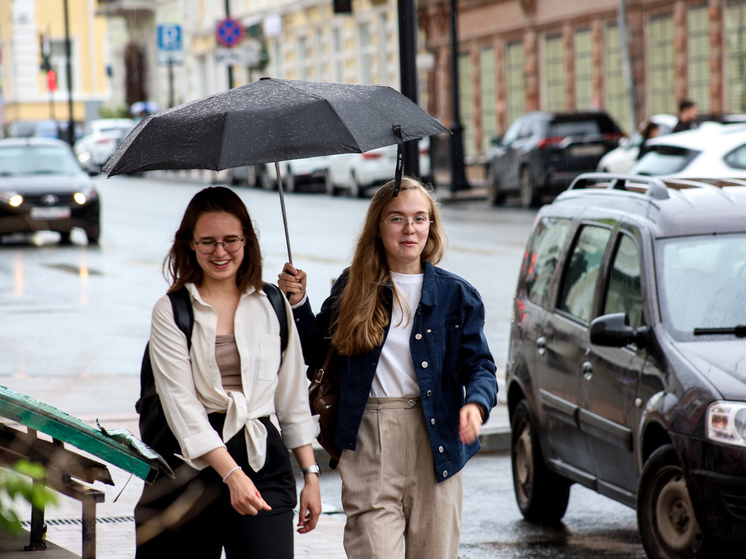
[638,445,707,559]
[511,399,571,524]
[86,224,100,245]
[520,168,539,209]
[485,165,505,206]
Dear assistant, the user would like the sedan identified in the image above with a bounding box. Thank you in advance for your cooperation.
[596,114,677,173]
[0,138,101,244]
[261,155,331,193]
[631,122,746,178]
[326,139,432,198]
[74,118,136,175]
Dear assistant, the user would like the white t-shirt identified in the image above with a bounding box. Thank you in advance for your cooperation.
[369,271,423,398]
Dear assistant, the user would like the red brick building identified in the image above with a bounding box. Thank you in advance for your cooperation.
[418,0,740,164]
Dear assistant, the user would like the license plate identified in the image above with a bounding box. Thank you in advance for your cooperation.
[571,144,604,156]
[31,206,71,220]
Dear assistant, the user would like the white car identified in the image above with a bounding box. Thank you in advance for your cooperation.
[261,155,331,193]
[74,118,136,174]
[630,122,746,178]
[326,139,432,198]
[596,114,677,173]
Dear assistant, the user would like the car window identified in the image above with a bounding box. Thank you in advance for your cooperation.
[557,225,612,322]
[632,145,700,175]
[603,234,643,330]
[0,145,81,176]
[657,233,746,338]
[503,119,523,144]
[525,217,571,307]
[723,143,746,170]
[550,119,602,137]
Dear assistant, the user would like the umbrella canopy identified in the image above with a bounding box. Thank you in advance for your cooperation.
[104,78,449,176]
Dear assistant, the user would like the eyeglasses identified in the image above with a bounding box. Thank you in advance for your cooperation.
[193,237,244,255]
[380,216,433,231]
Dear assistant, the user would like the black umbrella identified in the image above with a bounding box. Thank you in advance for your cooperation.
[103,78,449,262]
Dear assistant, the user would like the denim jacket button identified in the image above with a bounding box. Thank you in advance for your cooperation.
[426,390,432,397]
[421,361,428,368]
[442,470,448,478]
[430,418,436,425]
[438,446,444,453]
[415,333,422,340]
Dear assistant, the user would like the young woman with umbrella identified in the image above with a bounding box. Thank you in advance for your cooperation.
[136,186,321,558]
[278,177,498,558]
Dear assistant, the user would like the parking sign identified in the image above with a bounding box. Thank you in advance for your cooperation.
[157,24,183,65]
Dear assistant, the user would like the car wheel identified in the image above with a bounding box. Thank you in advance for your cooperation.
[59,231,73,245]
[511,399,571,524]
[520,168,539,208]
[86,224,100,245]
[485,165,505,206]
[638,445,706,559]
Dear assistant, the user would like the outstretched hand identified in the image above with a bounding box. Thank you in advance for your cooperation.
[278,263,307,306]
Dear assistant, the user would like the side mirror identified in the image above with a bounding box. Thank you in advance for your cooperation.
[590,312,648,349]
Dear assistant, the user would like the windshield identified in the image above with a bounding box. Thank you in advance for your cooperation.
[657,233,746,339]
[0,145,82,176]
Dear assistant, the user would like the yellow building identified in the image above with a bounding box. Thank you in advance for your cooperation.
[0,0,110,135]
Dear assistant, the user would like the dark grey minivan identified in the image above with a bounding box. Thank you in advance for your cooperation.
[505,174,746,558]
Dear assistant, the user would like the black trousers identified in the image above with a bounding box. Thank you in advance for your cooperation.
[135,415,297,559]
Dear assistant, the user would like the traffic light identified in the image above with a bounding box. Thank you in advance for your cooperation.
[46,70,57,92]
[333,0,352,14]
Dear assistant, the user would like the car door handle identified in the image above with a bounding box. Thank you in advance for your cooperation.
[582,361,593,380]
[536,336,546,356]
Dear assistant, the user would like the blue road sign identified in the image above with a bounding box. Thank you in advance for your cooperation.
[157,24,182,52]
[216,18,244,48]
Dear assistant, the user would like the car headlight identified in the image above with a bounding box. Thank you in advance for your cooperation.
[0,191,22,206]
[707,401,746,447]
[74,184,98,205]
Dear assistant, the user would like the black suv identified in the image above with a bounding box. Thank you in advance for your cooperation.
[484,112,623,208]
[506,173,746,558]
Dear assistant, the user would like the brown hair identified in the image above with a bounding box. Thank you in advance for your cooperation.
[164,186,263,293]
[331,177,446,355]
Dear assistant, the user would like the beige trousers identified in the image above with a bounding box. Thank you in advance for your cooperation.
[338,397,463,559]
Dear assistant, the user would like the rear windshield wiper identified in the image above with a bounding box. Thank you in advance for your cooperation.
[693,326,746,337]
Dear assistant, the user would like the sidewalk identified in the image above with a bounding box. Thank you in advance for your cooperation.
[1,378,509,559]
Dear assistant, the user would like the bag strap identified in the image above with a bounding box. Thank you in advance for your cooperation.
[167,286,193,350]
[263,282,288,353]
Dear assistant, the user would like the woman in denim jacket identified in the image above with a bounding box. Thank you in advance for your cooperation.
[279,177,498,559]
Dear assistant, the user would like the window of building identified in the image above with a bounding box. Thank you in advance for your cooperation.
[506,41,525,128]
[331,26,344,83]
[558,225,612,323]
[574,29,592,110]
[480,47,497,154]
[358,22,373,84]
[458,52,476,159]
[297,35,310,81]
[49,38,77,94]
[687,4,710,113]
[604,25,631,133]
[544,34,565,111]
[648,15,675,116]
[315,27,324,81]
[378,12,390,86]
[725,2,746,112]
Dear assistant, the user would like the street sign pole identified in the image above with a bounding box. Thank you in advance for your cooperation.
[225,0,233,89]
[398,0,420,179]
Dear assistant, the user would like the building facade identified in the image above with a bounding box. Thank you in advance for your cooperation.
[0,0,110,133]
[419,0,742,163]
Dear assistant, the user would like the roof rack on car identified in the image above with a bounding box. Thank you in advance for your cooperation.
[568,173,671,200]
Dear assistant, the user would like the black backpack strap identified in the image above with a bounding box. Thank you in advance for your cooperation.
[263,282,288,353]
[167,286,193,349]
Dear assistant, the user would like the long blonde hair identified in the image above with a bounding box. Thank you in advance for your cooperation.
[331,177,445,355]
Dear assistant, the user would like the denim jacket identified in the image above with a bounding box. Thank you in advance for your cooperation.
[293,261,498,482]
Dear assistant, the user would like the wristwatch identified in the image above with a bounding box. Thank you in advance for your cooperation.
[301,464,320,478]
